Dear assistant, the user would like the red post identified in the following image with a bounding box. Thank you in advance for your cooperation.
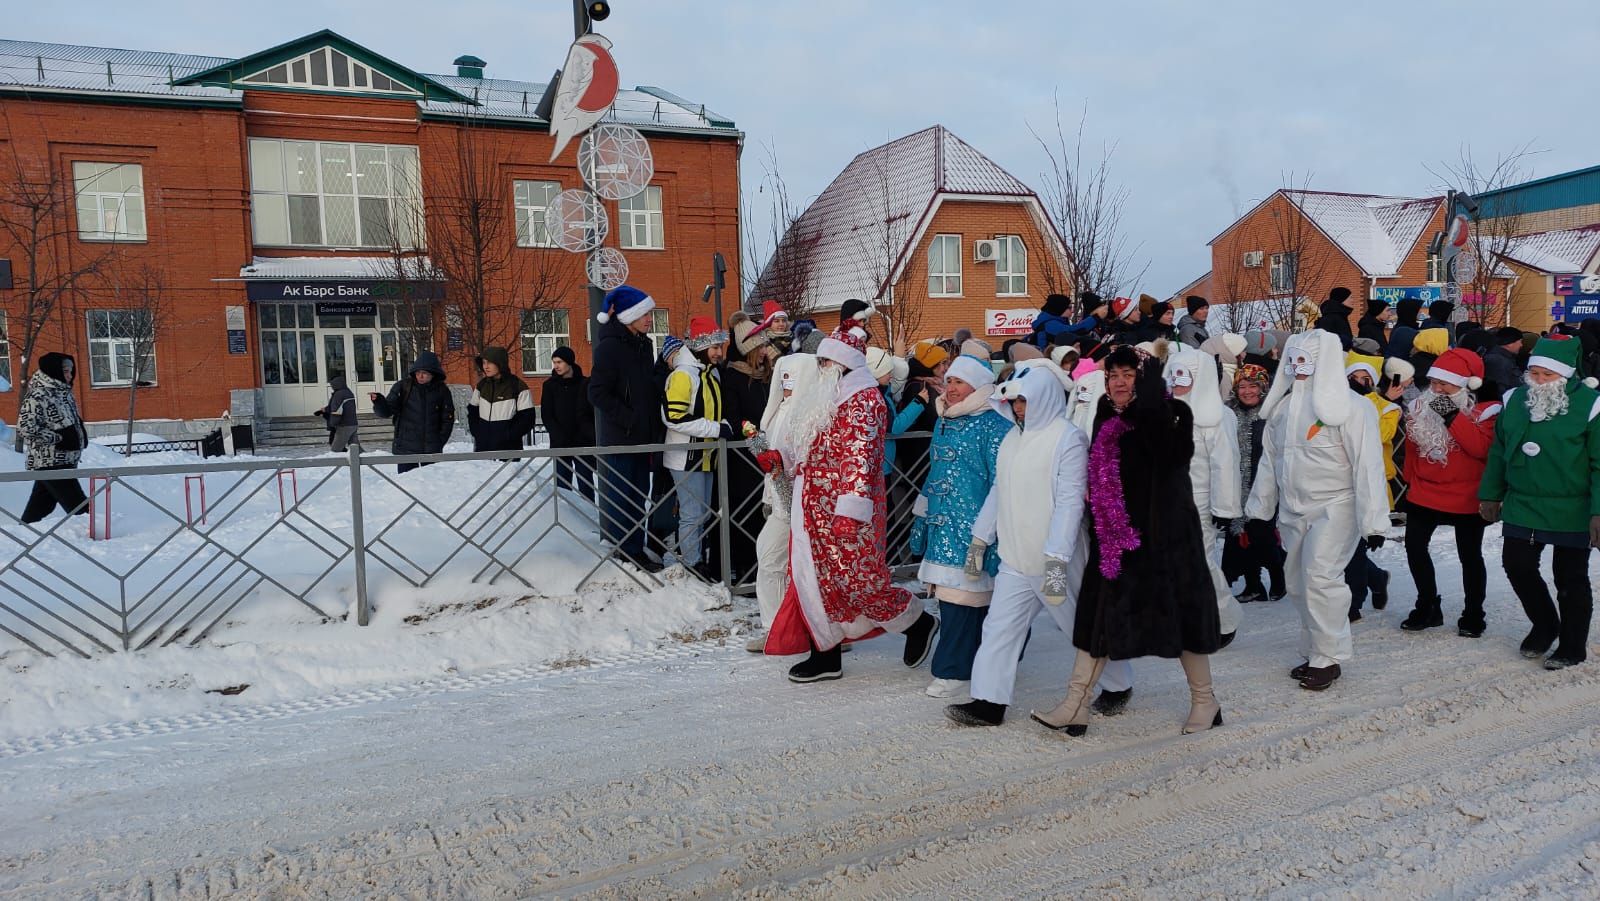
[276,470,299,514]
[184,474,207,525]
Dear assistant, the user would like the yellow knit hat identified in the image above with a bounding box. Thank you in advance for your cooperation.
[1412,327,1450,357]
[912,339,949,370]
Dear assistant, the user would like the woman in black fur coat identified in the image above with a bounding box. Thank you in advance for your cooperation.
[1032,344,1224,737]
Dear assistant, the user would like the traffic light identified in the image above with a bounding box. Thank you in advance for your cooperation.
[587,1,610,22]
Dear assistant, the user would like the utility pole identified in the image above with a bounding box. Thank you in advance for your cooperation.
[573,0,608,333]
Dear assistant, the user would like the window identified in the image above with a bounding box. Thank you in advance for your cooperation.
[237,47,419,95]
[927,234,962,296]
[257,303,319,386]
[618,186,664,250]
[514,180,561,247]
[73,162,146,241]
[249,139,421,249]
[520,309,570,374]
[86,310,157,387]
[646,309,672,357]
[1269,252,1298,294]
[0,311,10,390]
[995,235,1027,296]
[1426,251,1445,283]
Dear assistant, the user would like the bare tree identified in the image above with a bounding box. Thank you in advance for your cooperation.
[427,112,578,367]
[744,143,820,320]
[0,110,109,450]
[371,164,442,363]
[1030,98,1148,305]
[1428,144,1539,325]
[111,263,170,454]
[853,151,924,353]
[1238,175,1337,332]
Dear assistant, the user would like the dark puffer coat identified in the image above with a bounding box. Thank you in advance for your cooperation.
[372,351,454,454]
[540,360,595,450]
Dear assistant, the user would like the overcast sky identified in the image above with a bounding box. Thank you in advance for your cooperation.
[15,0,1598,296]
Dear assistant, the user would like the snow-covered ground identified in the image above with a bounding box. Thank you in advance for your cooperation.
[2,524,1599,897]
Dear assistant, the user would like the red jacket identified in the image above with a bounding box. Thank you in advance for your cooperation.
[1403,399,1499,515]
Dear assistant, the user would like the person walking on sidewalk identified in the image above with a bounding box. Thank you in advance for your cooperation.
[944,367,1089,728]
[1245,331,1390,692]
[1398,348,1499,637]
[316,375,359,452]
[1478,336,1600,670]
[370,350,454,473]
[17,352,90,524]
[911,355,1013,699]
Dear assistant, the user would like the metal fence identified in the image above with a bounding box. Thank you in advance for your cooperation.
[0,433,935,659]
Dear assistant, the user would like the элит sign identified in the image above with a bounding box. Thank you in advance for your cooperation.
[986,308,1037,336]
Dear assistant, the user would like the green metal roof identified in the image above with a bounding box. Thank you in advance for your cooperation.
[171,29,477,105]
[1475,164,1600,219]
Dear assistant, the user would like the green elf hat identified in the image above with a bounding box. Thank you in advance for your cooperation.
[1526,336,1599,388]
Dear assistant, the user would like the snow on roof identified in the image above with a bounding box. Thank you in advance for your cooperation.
[0,39,737,136]
[1283,190,1443,278]
[240,256,435,279]
[1495,225,1600,274]
[758,126,1042,311]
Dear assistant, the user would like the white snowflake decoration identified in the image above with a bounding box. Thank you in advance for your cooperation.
[578,124,654,201]
[544,189,610,253]
[586,247,630,291]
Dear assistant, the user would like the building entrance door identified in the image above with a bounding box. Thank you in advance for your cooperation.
[258,302,425,417]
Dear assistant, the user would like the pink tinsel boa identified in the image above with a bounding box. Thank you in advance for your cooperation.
[1087,413,1140,579]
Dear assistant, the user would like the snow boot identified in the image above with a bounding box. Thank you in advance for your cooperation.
[1090,687,1132,716]
[1031,650,1106,735]
[1179,652,1223,734]
[1400,596,1444,632]
[745,631,768,653]
[1268,583,1287,602]
[1290,659,1311,681]
[1219,630,1237,649]
[1370,569,1389,610]
[1236,578,1266,604]
[902,611,939,668]
[1298,663,1342,691]
[945,699,1005,727]
[1457,607,1486,639]
[1543,654,1584,671]
[787,645,843,683]
[1520,627,1558,659]
[925,678,969,699]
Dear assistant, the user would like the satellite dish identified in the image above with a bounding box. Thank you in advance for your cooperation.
[544,189,609,253]
[579,124,654,200]
[586,247,629,291]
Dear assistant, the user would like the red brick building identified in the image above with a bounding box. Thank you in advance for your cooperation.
[754,126,1071,350]
[0,31,740,431]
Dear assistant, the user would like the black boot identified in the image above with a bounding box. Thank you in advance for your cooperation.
[902,611,939,667]
[788,645,843,683]
[1090,687,1132,716]
[1520,626,1558,660]
[1457,605,1487,639]
[1370,569,1390,610]
[945,699,1006,726]
[1235,579,1266,604]
[1400,596,1444,631]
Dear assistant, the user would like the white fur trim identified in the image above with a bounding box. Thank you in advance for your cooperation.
[1467,376,1483,390]
[1476,403,1502,421]
[947,354,996,389]
[1345,362,1378,382]
[835,493,873,523]
[1426,365,1468,388]
[616,295,656,325]
[1527,355,1574,379]
[912,493,929,517]
[596,311,611,323]
[851,303,878,322]
[1384,357,1416,381]
[817,337,867,371]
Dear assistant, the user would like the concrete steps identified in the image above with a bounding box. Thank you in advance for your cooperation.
[253,414,392,449]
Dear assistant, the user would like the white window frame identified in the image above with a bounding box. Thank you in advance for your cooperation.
[86,309,157,388]
[237,46,421,96]
[646,309,672,357]
[995,234,1027,297]
[1426,251,1445,283]
[520,309,571,374]
[0,310,10,390]
[248,139,422,250]
[927,234,962,297]
[73,162,146,242]
[514,180,561,248]
[618,185,664,250]
[1269,252,1298,295]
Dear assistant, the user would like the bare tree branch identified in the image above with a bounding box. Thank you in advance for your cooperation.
[1426,144,1542,325]
[744,142,821,321]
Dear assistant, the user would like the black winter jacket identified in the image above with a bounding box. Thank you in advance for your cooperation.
[1357,315,1389,353]
[540,365,596,449]
[373,351,454,454]
[587,318,664,446]
[1315,301,1354,351]
[319,377,358,430]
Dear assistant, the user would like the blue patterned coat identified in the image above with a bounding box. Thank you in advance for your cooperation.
[911,403,1011,587]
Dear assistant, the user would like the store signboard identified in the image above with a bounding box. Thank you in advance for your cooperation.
[244,279,444,302]
[1372,285,1443,304]
[1563,293,1600,322]
[225,305,248,355]
[1554,275,1600,296]
[986,308,1037,336]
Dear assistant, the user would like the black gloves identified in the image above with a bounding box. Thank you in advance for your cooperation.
[1367,534,1386,550]
[718,421,736,441]
[54,427,83,451]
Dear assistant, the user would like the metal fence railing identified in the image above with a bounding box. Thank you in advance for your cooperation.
[0,433,936,659]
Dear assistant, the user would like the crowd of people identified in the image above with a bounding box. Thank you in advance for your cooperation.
[557,282,1600,739]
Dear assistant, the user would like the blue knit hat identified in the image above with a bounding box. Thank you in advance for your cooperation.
[598,284,657,325]
[659,335,684,363]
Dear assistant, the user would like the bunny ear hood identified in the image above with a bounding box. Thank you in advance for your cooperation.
[1260,330,1352,426]
[997,366,1069,431]
[1165,348,1222,429]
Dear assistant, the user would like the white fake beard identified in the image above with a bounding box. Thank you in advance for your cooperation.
[1408,388,1472,464]
[1524,375,1570,423]
[778,364,842,466]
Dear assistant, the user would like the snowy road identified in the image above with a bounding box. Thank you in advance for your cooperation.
[4,538,1600,897]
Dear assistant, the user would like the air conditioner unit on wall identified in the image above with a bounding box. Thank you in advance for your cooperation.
[1242,251,1265,268]
[974,239,999,262]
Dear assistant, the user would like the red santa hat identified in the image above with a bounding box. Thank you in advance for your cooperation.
[752,300,790,335]
[1109,296,1139,321]
[1427,348,1484,391]
[817,323,868,370]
